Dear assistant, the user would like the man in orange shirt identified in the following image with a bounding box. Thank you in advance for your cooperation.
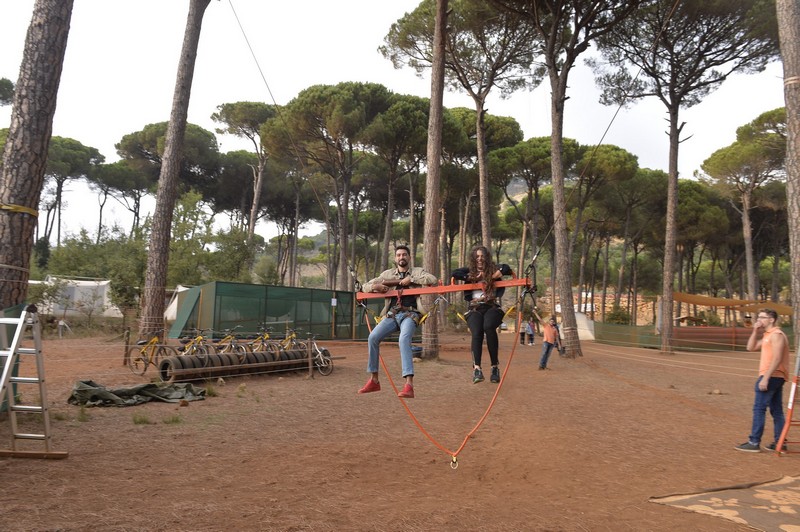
[533,310,560,370]
[735,308,791,452]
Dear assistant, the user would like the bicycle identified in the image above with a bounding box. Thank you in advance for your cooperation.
[212,325,247,363]
[307,334,333,376]
[177,328,213,366]
[276,328,306,351]
[127,335,170,376]
[247,324,279,354]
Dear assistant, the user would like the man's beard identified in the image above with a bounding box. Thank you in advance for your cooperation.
[397,259,408,268]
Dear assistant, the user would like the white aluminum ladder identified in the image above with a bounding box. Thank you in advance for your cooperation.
[0,305,68,459]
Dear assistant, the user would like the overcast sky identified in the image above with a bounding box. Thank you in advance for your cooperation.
[0,1,786,242]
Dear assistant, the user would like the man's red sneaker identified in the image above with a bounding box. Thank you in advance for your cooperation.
[397,383,414,399]
[357,378,381,394]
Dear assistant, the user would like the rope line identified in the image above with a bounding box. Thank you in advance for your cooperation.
[361,287,526,465]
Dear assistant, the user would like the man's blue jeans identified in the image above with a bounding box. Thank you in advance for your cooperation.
[748,375,786,445]
[539,341,555,369]
[367,311,418,378]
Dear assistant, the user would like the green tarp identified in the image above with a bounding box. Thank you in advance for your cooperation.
[67,380,205,407]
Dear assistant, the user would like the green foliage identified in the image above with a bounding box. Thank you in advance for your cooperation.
[132,413,154,425]
[605,306,631,325]
[0,77,13,106]
[167,190,215,286]
[77,406,90,422]
[33,237,51,270]
[162,414,182,425]
[25,276,68,313]
[207,226,259,283]
[47,227,147,311]
[253,254,279,285]
[115,122,220,198]
[697,310,722,326]
[381,0,542,97]
[592,0,779,110]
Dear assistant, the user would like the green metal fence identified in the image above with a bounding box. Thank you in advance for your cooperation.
[168,281,379,340]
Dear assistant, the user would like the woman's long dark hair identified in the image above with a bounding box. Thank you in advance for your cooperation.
[468,245,496,298]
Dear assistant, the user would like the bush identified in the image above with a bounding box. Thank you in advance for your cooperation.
[605,306,631,325]
[697,311,722,326]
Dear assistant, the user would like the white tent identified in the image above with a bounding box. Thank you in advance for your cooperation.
[164,284,191,322]
[29,275,123,318]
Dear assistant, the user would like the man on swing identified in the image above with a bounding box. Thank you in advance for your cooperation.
[357,245,437,399]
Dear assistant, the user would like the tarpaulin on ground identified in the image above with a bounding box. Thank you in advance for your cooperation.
[67,380,206,407]
[650,475,800,530]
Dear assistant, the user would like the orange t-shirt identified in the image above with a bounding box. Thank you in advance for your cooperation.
[543,323,558,344]
[759,327,790,380]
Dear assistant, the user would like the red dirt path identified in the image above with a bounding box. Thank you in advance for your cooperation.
[1,330,797,531]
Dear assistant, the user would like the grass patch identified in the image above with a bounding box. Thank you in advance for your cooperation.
[236,383,247,398]
[162,414,182,425]
[132,413,155,425]
[205,385,218,397]
[77,406,90,422]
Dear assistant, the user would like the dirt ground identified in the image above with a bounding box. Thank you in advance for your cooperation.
[1,328,798,531]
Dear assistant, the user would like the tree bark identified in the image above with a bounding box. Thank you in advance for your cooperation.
[421,0,448,360]
[660,107,681,353]
[139,0,211,338]
[475,106,492,246]
[741,190,757,300]
[0,0,73,309]
[549,66,581,358]
[776,0,800,353]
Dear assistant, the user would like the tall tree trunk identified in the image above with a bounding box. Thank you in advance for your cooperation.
[741,190,757,299]
[614,210,632,308]
[776,0,800,353]
[475,106,492,246]
[96,188,109,244]
[548,69,581,357]
[0,0,73,309]
[380,174,395,271]
[247,162,266,242]
[602,236,610,321]
[631,246,640,326]
[577,230,589,311]
[660,106,682,352]
[337,185,350,291]
[289,190,300,286]
[421,0,447,360]
[439,206,448,324]
[139,0,211,339]
[408,173,417,264]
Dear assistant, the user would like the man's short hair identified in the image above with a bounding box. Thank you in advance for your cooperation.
[760,308,778,321]
[395,245,410,255]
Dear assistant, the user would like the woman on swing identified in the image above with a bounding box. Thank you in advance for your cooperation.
[451,245,514,384]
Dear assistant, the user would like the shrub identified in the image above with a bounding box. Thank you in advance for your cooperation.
[605,306,631,325]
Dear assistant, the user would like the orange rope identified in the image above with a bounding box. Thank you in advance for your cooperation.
[361,301,523,465]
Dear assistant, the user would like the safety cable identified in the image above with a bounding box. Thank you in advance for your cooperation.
[361,277,529,468]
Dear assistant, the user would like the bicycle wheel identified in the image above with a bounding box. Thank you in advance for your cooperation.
[126,346,148,376]
[154,346,169,367]
[293,341,308,353]
[217,341,232,355]
[232,344,248,364]
[194,345,210,367]
[315,348,334,376]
